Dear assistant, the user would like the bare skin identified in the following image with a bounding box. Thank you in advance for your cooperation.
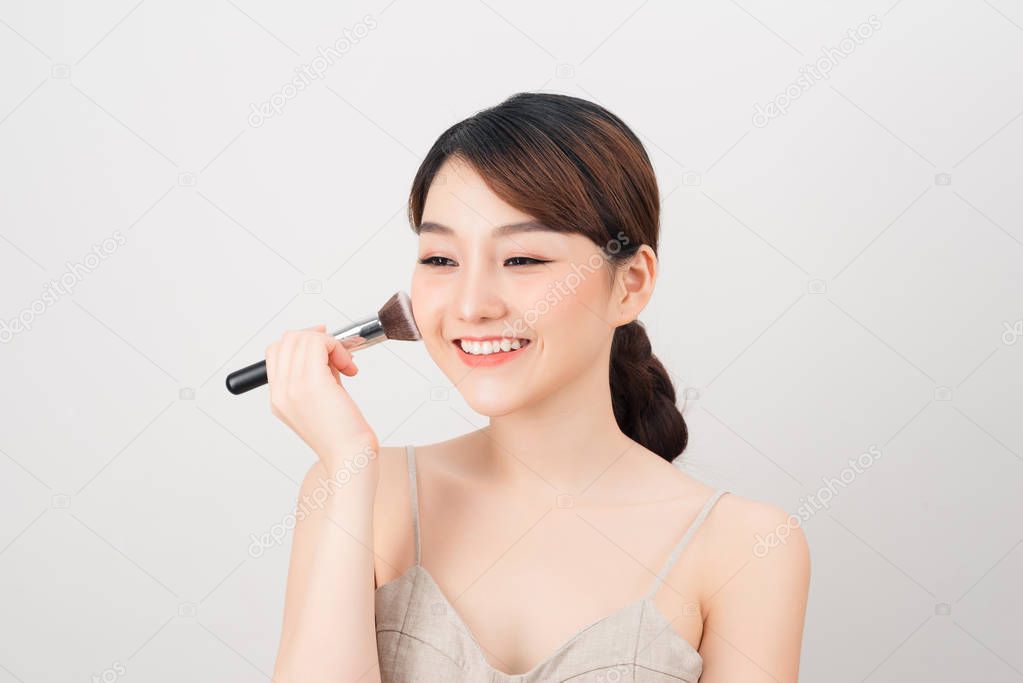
[271,156,810,682]
[372,432,810,681]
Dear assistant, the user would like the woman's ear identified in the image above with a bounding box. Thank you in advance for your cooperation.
[614,245,657,325]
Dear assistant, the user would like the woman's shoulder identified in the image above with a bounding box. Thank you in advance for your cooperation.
[373,430,487,500]
[688,477,789,528]
[370,436,472,588]
[645,452,804,547]
[690,484,812,609]
[704,489,808,560]
[642,453,810,586]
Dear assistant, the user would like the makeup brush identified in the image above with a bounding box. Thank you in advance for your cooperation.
[225,290,421,395]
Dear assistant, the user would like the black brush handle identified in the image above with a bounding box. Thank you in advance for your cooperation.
[226,359,268,395]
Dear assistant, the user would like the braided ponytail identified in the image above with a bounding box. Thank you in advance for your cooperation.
[610,320,688,462]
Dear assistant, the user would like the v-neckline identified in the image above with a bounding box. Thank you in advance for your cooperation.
[376,562,703,679]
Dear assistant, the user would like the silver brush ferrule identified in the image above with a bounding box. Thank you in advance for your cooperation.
[330,316,386,352]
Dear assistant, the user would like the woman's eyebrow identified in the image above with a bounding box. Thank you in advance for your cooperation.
[416,220,557,237]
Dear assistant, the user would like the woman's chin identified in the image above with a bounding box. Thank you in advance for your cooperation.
[461,388,529,418]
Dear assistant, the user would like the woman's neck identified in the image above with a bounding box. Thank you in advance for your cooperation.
[481,371,638,496]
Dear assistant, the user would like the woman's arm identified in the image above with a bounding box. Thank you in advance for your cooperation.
[272,452,381,683]
[261,325,384,682]
[698,502,811,682]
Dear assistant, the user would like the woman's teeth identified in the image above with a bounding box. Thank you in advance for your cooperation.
[458,338,529,355]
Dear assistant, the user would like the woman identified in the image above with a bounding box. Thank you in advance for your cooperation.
[268,92,810,682]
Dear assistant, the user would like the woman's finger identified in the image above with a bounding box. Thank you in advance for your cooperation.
[326,336,358,377]
[277,329,302,385]
[294,324,328,381]
[297,330,330,383]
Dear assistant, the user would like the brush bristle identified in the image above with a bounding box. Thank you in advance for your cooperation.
[378,290,422,341]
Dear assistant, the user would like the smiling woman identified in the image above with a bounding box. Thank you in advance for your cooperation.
[271,92,809,683]
[392,92,806,680]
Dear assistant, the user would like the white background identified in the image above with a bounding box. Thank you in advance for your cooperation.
[1,0,1022,681]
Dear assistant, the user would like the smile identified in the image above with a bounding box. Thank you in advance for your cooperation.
[452,338,532,367]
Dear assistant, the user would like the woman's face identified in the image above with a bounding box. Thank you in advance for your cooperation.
[411,157,629,416]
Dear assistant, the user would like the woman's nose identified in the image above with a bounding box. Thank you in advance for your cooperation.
[454,260,506,322]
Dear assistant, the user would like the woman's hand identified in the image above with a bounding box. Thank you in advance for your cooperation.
[265,324,380,482]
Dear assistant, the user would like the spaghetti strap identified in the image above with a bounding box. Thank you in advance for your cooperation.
[644,488,729,600]
[405,444,421,565]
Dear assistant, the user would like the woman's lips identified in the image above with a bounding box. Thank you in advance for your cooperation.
[452,339,531,367]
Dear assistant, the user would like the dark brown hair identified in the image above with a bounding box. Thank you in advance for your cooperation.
[407,92,688,462]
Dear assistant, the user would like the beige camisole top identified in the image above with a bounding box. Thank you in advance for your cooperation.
[374,444,730,682]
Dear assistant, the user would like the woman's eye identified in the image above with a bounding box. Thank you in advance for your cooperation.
[419,256,455,267]
[505,257,548,267]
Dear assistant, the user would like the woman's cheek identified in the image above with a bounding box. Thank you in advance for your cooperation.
[410,279,444,346]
